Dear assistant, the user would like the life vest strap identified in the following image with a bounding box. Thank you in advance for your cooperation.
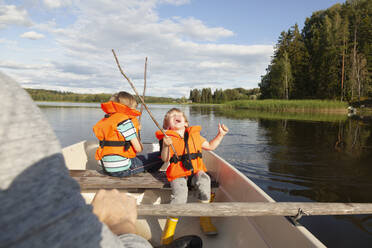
[169,152,202,164]
[168,130,203,173]
[99,140,131,151]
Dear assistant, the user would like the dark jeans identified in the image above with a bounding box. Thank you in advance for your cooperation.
[106,152,162,178]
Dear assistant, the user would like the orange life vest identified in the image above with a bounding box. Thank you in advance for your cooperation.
[93,101,141,160]
[155,126,207,181]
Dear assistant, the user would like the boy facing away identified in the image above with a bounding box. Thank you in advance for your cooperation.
[93,91,162,177]
[155,107,228,245]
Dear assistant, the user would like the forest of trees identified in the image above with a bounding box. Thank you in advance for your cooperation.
[189,87,260,103]
[25,88,177,103]
[26,88,111,102]
[259,0,371,101]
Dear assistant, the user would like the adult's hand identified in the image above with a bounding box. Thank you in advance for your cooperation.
[92,189,137,235]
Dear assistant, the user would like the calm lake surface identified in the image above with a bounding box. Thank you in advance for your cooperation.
[38,102,372,247]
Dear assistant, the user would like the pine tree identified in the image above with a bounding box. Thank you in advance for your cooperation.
[280,51,293,99]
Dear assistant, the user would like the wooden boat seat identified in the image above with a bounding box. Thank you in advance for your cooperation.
[69,170,219,190]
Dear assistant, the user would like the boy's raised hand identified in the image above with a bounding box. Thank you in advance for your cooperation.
[202,123,229,151]
[218,123,229,136]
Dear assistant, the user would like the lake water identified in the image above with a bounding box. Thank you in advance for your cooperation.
[38,102,372,247]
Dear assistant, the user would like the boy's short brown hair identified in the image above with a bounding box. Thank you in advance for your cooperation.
[163,108,189,130]
[110,91,137,108]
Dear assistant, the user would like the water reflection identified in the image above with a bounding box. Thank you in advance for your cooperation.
[189,105,372,242]
[189,105,215,117]
[255,116,372,242]
[258,118,372,202]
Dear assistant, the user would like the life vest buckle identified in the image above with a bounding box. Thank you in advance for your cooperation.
[169,152,202,172]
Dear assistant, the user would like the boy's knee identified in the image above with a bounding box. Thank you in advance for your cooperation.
[195,171,210,185]
[170,178,188,204]
[194,171,211,201]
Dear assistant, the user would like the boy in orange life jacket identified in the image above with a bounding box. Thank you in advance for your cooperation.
[155,108,228,244]
[93,91,162,177]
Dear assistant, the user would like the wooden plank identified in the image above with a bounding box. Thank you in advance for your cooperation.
[70,170,107,177]
[69,170,219,190]
[70,170,169,189]
[137,202,372,217]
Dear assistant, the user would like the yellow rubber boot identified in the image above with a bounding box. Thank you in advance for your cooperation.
[161,216,178,245]
[199,193,218,236]
[200,216,218,236]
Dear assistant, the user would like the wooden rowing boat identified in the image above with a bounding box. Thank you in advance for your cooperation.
[63,140,325,247]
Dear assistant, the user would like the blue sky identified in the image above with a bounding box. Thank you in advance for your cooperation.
[0,0,344,98]
[157,0,343,44]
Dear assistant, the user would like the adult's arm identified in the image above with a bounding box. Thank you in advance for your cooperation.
[0,71,151,248]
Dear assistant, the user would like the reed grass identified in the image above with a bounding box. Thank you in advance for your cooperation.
[225,99,348,113]
[215,108,348,122]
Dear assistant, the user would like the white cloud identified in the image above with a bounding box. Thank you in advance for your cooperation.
[0,0,274,97]
[43,0,72,9]
[199,61,237,69]
[0,60,50,70]
[20,31,45,40]
[43,0,61,8]
[0,4,32,29]
[175,17,234,41]
[0,38,17,46]
[160,0,190,6]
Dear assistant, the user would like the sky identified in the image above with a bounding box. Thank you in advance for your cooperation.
[0,0,345,98]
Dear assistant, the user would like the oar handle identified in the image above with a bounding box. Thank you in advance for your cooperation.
[137,202,372,217]
[112,49,178,158]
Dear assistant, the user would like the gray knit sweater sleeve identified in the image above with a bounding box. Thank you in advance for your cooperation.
[0,71,152,248]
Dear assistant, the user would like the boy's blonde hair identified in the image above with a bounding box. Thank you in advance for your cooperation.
[163,108,189,130]
[110,91,137,108]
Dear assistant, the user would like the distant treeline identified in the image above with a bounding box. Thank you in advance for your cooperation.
[189,88,260,103]
[259,0,371,101]
[25,88,177,103]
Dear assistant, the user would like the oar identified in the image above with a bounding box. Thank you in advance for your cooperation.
[137,202,372,217]
[112,49,179,158]
[138,57,147,140]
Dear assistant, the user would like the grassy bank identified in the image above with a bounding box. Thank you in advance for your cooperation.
[215,108,347,122]
[225,99,348,113]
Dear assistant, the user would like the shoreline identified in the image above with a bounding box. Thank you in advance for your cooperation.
[34,100,372,115]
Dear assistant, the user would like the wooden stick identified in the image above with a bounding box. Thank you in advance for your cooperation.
[112,49,178,157]
[137,202,372,217]
[139,57,147,120]
[138,57,147,140]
